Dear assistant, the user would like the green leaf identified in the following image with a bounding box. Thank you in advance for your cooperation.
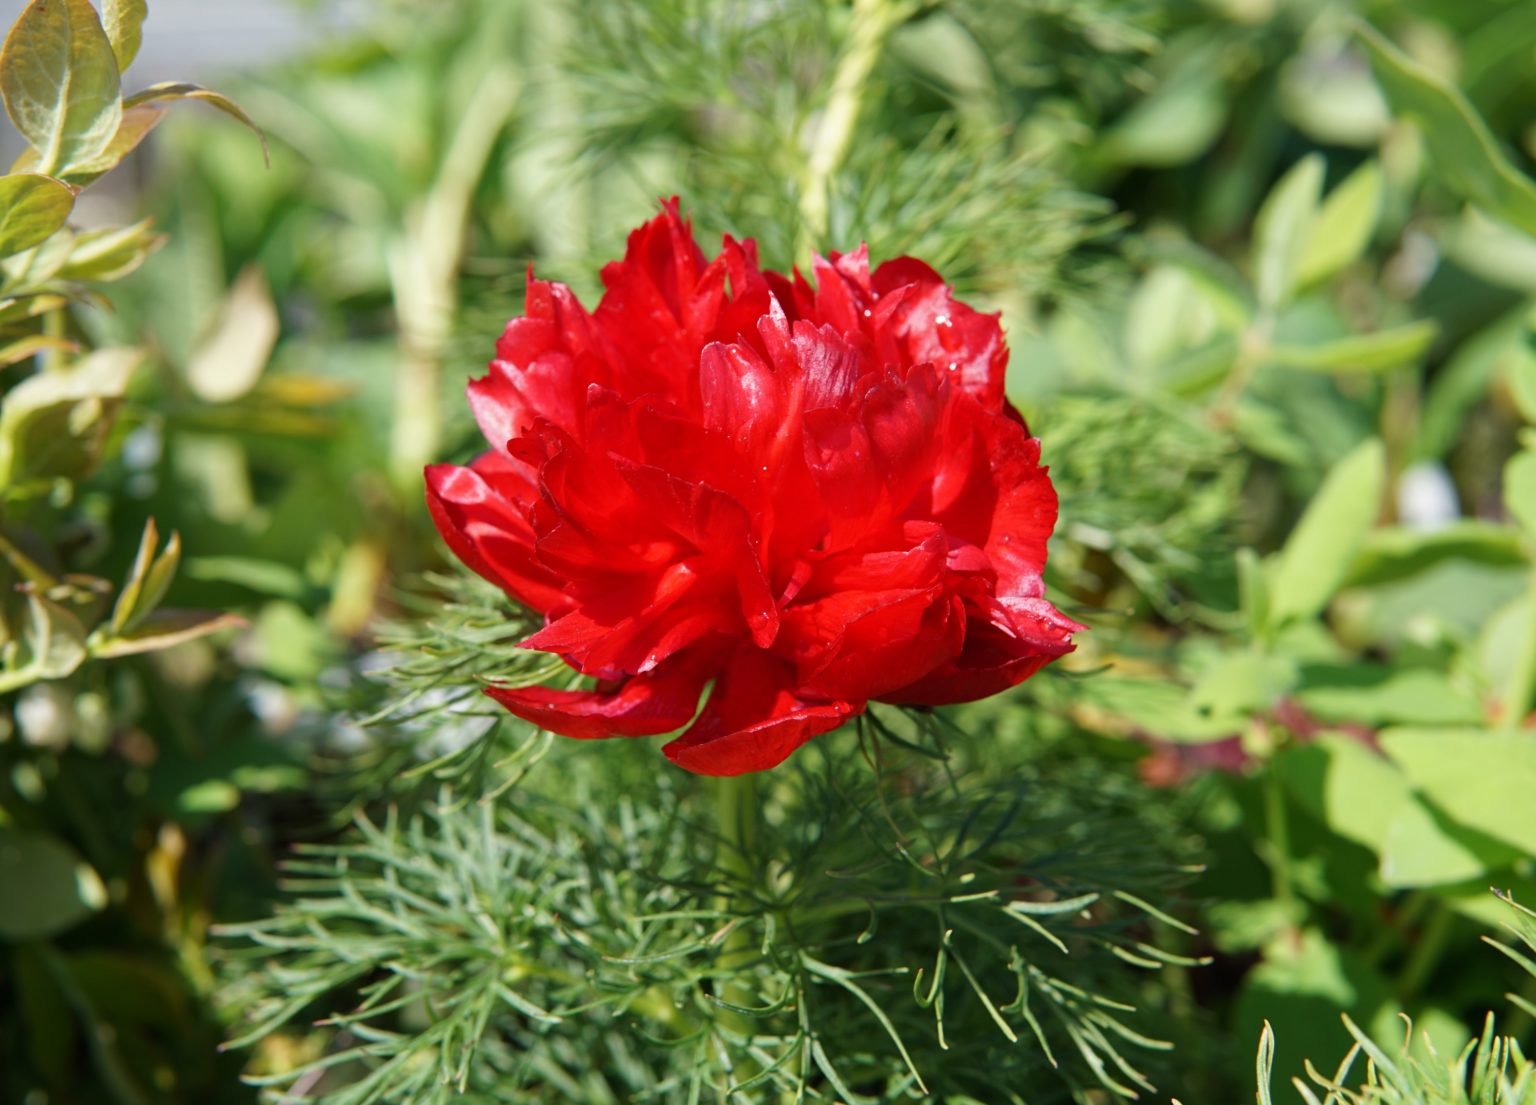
[0,833,106,940]
[1253,154,1324,310]
[1357,22,1536,238]
[1190,651,1298,722]
[1381,727,1536,856]
[1267,320,1439,375]
[55,216,164,281]
[0,172,74,257]
[0,591,89,692]
[100,0,146,74]
[1277,734,1412,854]
[0,0,123,176]
[124,81,268,163]
[91,609,244,659]
[1296,665,1483,727]
[186,265,279,403]
[50,101,162,186]
[1345,521,1525,588]
[107,517,158,636]
[1296,160,1383,289]
[1270,437,1385,625]
[1505,450,1536,536]
[0,346,140,491]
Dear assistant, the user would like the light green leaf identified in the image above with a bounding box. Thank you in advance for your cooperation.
[91,609,244,659]
[1296,665,1483,727]
[0,173,74,257]
[1509,312,1536,423]
[1505,450,1536,536]
[187,265,279,403]
[1253,154,1324,310]
[100,0,146,74]
[1266,320,1439,374]
[1345,521,1524,588]
[107,517,159,636]
[1381,728,1536,856]
[55,216,163,281]
[1296,161,1383,289]
[1101,68,1226,169]
[1190,651,1298,721]
[1357,22,1536,238]
[51,101,162,186]
[0,346,139,490]
[1270,437,1385,625]
[1379,797,1490,888]
[124,81,268,163]
[1277,735,1411,853]
[0,0,123,176]
[0,833,106,940]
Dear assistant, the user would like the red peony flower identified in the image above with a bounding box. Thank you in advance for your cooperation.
[426,200,1082,776]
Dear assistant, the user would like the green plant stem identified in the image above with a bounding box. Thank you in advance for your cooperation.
[1261,765,1296,922]
[796,0,905,259]
[714,774,760,1076]
[388,65,519,488]
[1398,898,1455,1003]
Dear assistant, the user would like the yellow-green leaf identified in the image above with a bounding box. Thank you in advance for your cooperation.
[100,0,146,74]
[56,101,161,186]
[1505,450,1536,536]
[1381,728,1536,856]
[125,81,268,164]
[0,346,139,490]
[187,265,280,403]
[1253,154,1324,310]
[1267,320,1440,374]
[0,0,123,176]
[1270,437,1385,625]
[0,172,74,257]
[1358,22,1536,238]
[55,217,164,281]
[91,609,244,659]
[1297,160,1383,289]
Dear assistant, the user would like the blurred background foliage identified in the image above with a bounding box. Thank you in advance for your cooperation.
[3,0,1536,1102]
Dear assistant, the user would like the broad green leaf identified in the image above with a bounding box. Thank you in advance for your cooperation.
[48,102,161,186]
[0,0,123,176]
[1296,161,1383,289]
[1074,676,1237,743]
[0,346,139,490]
[55,216,163,281]
[1101,68,1226,168]
[1270,437,1385,625]
[1252,154,1324,310]
[1190,651,1298,721]
[186,265,279,403]
[1345,521,1524,588]
[1357,22,1536,238]
[1237,547,1270,641]
[1267,320,1438,374]
[1505,449,1536,536]
[1,223,75,291]
[1277,735,1412,853]
[1378,797,1491,888]
[0,833,106,940]
[1381,727,1536,855]
[125,81,268,163]
[0,591,89,692]
[1295,664,1483,726]
[0,173,73,257]
[100,0,146,73]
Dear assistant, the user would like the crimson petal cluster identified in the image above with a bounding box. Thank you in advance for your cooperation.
[426,200,1082,776]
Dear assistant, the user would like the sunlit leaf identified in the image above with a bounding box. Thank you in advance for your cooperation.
[92,609,245,659]
[100,0,146,74]
[0,0,123,176]
[1252,154,1324,310]
[125,80,268,163]
[1270,437,1385,624]
[1296,160,1383,289]
[1381,727,1536,856]
[186,265,280,403]
[1266,320,1439,374]
[1357,21,1536,237]
[0,172,74,257]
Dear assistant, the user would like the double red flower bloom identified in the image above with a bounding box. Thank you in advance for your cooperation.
[426,201,1080,776]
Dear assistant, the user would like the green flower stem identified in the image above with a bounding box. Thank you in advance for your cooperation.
[714,774,761,1070]
[797,0,906,260]
[388,65,519,488]
[1261,764,1296,922]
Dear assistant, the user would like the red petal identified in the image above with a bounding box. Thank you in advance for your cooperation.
[486,650,711,739]
[424,458,566,614]
[662,648,860,775]
[880,596,1081,706]
[777,586,965,700]
[869,256,1008,411]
